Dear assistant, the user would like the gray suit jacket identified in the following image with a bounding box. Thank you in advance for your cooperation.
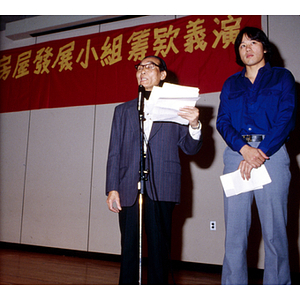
[106,98,202,207]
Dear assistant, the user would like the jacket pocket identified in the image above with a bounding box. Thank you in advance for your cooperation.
[164,161,181,175]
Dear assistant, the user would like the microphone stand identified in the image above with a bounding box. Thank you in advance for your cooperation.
[137,84,146,285]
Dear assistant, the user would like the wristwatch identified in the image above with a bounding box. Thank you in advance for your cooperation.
[191,121,201,130]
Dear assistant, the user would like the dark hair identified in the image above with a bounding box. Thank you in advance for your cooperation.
[143,55,167,72]
[234,27,272,66]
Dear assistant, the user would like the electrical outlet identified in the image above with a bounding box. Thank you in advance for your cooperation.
[210,221,216,231]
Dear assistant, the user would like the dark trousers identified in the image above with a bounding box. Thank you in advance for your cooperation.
[118,194,175,284]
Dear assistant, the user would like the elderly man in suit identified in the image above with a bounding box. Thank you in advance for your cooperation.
[106,55,202,284]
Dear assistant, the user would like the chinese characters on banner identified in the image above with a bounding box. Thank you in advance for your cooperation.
[0,15,261,113]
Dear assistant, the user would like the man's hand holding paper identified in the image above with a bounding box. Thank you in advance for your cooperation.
[220,164,272,198]
[150,83,200,125]
[178,106,199,128]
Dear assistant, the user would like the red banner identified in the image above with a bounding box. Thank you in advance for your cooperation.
[0,15,261,113]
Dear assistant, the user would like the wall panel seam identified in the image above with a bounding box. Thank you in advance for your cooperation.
[87,105,97,251]
[19,110,31,244]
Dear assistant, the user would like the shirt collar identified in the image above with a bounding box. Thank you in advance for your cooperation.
[241,62,271,78]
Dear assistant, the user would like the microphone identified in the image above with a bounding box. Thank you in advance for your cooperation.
[137,85,145,113]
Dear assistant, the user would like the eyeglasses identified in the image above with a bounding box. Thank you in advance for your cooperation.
[135,62,160,71]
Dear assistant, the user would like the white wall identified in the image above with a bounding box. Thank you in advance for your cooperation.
[21,106,95,250]
[0,111,29,242]
[0,15,299,271]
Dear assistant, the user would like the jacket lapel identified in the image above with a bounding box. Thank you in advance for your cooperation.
[127,98,139,132]
[126,98,163,140]
[149,122,162,140]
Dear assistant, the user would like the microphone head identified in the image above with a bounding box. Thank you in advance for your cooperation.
[138,85,145,112]
[139,85,145,93]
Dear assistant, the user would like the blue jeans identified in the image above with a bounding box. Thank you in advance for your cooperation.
[221,143,291,285]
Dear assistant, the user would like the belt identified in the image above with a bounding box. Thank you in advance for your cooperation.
[242,134,265,142]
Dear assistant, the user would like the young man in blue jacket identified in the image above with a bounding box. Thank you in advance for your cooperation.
[217,27,297,285]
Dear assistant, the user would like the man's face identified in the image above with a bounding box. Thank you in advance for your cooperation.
[136,57,167,91]
[239,34,266,68]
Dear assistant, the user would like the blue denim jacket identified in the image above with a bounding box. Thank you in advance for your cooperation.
[217,62,297,156]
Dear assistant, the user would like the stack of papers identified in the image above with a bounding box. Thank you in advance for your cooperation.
[220,164,272,197]
[149,83,200,125]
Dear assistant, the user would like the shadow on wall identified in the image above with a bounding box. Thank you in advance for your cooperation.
[172,105,216,260]
[165,67,218,261]
[286,82,300,274]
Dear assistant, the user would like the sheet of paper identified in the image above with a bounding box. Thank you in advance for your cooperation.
[149,83,200,125]
[151,97,199,125]
[157,82,200,97]
[220,164,272,197]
